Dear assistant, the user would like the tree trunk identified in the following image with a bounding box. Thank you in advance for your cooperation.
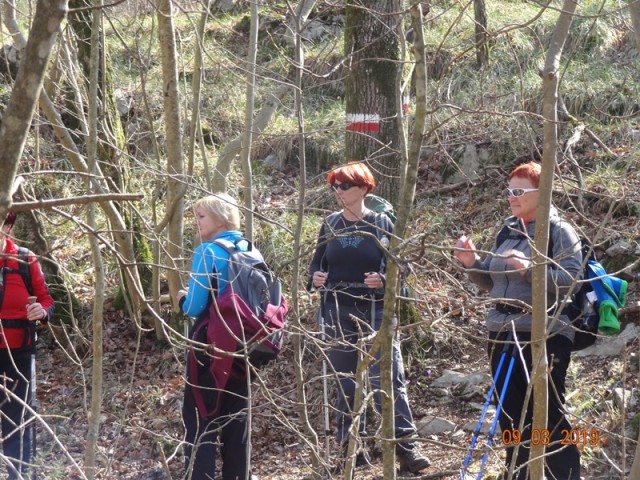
[156,0,186,330]
[2,0,146,326]
[69,0,152,318]
[530,1,578,478]
[212,86,288,192]
[187,0,212,189]
[474,0,489,67]
[0,0,67,220]
[629,0,640,54]
[84,3,104,477]
[240,0,258,241]
[344,1,402,204]
[285,2,328,476]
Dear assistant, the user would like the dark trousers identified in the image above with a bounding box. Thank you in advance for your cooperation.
[0,348,34,480]
[183,375,250,480]
[321,296,417,450]
[489,331,581,480]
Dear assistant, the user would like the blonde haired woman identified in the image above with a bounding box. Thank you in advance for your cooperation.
[176,193,254,480]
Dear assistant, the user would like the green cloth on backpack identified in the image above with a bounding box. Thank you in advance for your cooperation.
[364,194,396,223]
[587,260,628,336]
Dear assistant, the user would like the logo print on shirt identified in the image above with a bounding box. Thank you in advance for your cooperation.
[338,235,364,249]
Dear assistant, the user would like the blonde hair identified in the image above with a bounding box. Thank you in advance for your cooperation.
[194,193,241,230]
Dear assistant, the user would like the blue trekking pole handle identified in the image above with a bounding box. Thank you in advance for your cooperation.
[476,354,516,480]
[460,350,507,479]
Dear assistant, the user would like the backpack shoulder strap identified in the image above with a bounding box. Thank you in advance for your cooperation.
[213,238,238,254]
[17,247,33,296]
[495,219,559,258]
[325,212,342,232]
[495,224,512,249]
[372,212,388,241]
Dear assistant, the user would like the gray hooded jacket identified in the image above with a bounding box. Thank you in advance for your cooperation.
[467,209,582,341]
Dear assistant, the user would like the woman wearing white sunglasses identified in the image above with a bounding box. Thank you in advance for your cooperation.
[454,161,583,480]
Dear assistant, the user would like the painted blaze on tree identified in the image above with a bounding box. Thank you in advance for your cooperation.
[344,1,403,205]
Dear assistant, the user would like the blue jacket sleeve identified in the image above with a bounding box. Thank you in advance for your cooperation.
[181,245,218,317]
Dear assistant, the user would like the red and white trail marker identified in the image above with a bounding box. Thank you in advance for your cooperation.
[346,113,380,132]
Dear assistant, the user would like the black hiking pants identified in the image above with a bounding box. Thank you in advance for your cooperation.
[183,374,250,480]
[488,331,581,480]
[0,347,34,480]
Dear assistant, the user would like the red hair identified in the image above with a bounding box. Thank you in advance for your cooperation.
[509,161,541,188]
[326,162,376,193]
[2,212,17,229]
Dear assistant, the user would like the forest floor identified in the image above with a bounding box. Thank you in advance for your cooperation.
[30,273,639,480]
[24,162,640,480]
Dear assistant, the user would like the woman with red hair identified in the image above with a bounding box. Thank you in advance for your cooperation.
[454,161,582,479]
[308,162,430,475]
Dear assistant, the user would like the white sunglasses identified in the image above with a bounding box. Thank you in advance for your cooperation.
[504,188,539,197]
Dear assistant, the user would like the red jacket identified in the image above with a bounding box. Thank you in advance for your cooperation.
[0,238,54,349]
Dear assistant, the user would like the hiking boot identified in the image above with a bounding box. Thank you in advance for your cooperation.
[397,447,431,473]
[331,444,370,474]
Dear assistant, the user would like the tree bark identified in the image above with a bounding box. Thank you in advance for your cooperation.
[240,0,259,241]
[84,2,105,478]
[0,0,67,221]
[212,86,288,192]
[530,1,577,478]
[629,0,640,54]
[377,4,428,479]
[156,0,186,329]
[474,0,489,67]
[187,0,212,189]
[344,1,402,204]
[285,2,328,476]
[2,0,145,325]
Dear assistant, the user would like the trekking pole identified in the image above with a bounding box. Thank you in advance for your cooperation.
[460,348,509,479]
[318,291,331,465]
[476,352,517,480]
[28,295,37,480]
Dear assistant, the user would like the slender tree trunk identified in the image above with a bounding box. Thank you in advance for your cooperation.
[287,1,324,477]
[187,0,212,188]
[84,2,104,478]
[240,0,259,461]
[283,0,317,47]
[156,0,186,325]
[474,0,489,67]
[344,1,402,204]
[627,7,640,475]
[240,0,258,241]
[530,1,577,478]
[629,0,640,54]
[212,86,288,192]
[378,4,428,479]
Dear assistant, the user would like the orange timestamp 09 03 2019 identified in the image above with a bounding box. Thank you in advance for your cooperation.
[501,428,600,446]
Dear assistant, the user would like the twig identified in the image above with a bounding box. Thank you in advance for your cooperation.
[10,193,144,212]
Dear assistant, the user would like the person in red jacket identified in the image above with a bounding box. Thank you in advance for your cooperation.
[0,212,54,479]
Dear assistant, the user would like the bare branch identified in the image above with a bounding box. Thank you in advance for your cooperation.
[10,194,144,212]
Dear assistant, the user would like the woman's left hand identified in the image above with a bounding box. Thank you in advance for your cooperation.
[503,249,531,274]
[26,302,46,321]
[364,272,384,289]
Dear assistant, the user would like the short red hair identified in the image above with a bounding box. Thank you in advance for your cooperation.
[326,162,376,193]
[509,161,541,188]
[2,212,17,229]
